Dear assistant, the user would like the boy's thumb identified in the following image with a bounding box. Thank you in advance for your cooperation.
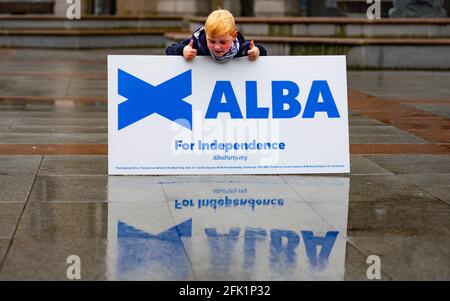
[250,40,255,48]
[189,39,194,47]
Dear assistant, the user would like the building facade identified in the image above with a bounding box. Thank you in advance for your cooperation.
[0,0,344,17]
[0,0,448,17]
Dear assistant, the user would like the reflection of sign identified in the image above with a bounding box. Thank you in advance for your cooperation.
[107,176,349,280]
[174,196,285,210]
[108,56,350,175]
[116,219,193,280]
[118,218,339,274]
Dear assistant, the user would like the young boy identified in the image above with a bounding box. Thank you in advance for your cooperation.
[166,9,267,63]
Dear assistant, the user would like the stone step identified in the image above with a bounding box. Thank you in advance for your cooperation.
[165,32,450,70]
[0,15,184,49]
[0,15,185,29]
[166,31,450,45]
[0,28,182,48]
[1,28,181,35]
[188,17,450,38]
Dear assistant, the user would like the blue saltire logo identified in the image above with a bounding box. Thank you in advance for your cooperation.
[118,69,193,130]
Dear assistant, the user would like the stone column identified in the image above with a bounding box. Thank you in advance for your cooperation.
[115,0,157,16]
[92,0,114,15]
[389,0,447,17]
[53,0,93,16]
[240,0,254,16]
[336,0,393,17]
[157,0,199,16]
[254,0,300,16]
[209,0,241,16]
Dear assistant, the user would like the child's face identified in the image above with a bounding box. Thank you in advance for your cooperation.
[206,31,237,57]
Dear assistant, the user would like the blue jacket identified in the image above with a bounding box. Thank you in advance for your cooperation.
[165,27,267,58]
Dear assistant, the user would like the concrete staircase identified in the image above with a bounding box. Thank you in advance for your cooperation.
[0,15,449,69]
[165,17,450,69]
[188,17,450,38]
[0,15,185,48]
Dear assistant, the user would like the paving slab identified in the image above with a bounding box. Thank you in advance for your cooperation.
[28,175,109,203]
[38,155,107,176]
[0,203,24,239]
[0,174,36,202]
[0,155,41,174]
[365,155,450,174]
[399,173,450,204]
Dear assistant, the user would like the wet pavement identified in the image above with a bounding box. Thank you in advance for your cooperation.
[0,49,449,280]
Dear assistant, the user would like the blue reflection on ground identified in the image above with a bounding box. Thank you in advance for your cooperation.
[108,176,349,280]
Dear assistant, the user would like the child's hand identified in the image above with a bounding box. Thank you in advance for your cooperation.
[183,39,197,61]
[247,40,260,61]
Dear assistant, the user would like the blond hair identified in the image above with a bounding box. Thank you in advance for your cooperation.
[204,9,236,37]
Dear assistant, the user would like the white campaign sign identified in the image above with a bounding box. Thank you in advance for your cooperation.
[108,55,349,175]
